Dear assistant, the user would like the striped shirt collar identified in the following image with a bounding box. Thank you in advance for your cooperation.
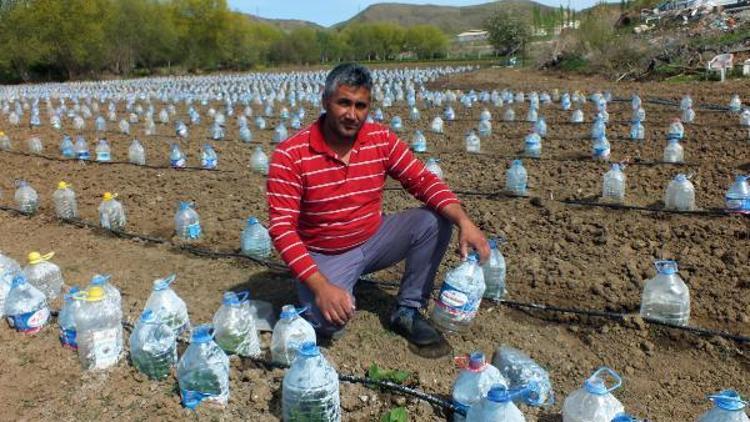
[310,114,371,158]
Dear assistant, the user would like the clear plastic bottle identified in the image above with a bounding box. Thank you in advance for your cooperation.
[409,106,420,122]
[95,139,111,162]
[213,291,261,357]
[478,120,492,138]
[0,131,13,151]
[255,116,267,130]
[503,108,515,122]
[211,123,224,141]
[640,260,690,326]
[98,192,127,230]
[53,181,78,219]
[143,274,190,337]
[725,175,750,213]
[271,305,317,366]
[118,119,130,135]
[27,136,43,154]
[524,132,542,158]
[169,144,186,168]
[23,251,64,300]
[740,109,750,127]
[630,121,644,141]
[159,108,169,124]
[241,217,272,259]
[411,130,427,152]
[177,324,230,409]
[15,180,38,214]
[60,135,75,158]
[74,135,89,160]
[562,367,625,422]
[729,94,742,113]
[480,108,492,122]
[175,121,188,138]
[425,158,444,179]
[88,274,121,309]
[0,253,21,317]
[682,107,696,124]
[282,341,341,422]
[534,117,547,137]
[667,118,684,140]
[571,109,584,124]
[431,253,486,333]
[451,351,507,421]
[482,239,506,301]
[664,174,695,211]
[129,309,177,380]
[390,116,403,133]
[505,159,528,196]
[74,286,123,370]
[431,116,445,134]
[175,202,202,240]
[526,107,538,123]
[239,125,253,143]
[680,95,693,111]
[445,106,456,121]
[492,345,554,406]
[4,274,49,334]
[250,145,269,176]
[602,164,626,203]
[128,139,145,165]
[58,286,81,349]
[698,390,749,422]
[465,384,527,422]
[663,138,684,164]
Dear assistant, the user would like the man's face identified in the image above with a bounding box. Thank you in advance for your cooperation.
[324,84,371,140]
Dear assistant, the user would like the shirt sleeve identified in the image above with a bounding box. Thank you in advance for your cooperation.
[385,131,460,211]
[266,148,319,282]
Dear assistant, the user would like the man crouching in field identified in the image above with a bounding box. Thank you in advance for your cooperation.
[266,63,489,350]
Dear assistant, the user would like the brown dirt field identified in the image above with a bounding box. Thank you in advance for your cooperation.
[0,67,747,421]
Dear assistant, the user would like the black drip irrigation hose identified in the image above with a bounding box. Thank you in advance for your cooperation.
[0,149,234,173]
[560,199,737,217]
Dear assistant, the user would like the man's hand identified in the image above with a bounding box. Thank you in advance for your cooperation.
[305,272,355,326]
[458,220,490,263]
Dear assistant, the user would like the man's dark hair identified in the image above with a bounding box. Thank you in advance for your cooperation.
[323,63,373,101]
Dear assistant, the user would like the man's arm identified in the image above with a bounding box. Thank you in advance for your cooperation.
[266,147,354,326]
[385,132,490,262]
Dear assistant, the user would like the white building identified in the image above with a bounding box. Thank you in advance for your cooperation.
[456,30,489,43]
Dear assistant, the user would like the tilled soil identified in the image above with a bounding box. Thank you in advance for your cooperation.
[0,67,747,421]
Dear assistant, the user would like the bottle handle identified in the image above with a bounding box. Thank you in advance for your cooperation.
[154,273,176,290]
[235,290,250,303]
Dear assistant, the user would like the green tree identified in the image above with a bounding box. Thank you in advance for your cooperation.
[404,25,448,59]
[483,11,531,56]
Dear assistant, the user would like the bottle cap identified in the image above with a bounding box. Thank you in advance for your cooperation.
[90,273,112,286]
[102,192,117,201]
[709,390,748,411]
[655,260,678,275]
[468,351,486,370]
[247,216,259,225]
[467,252,480,263]
[11,274,26,288]
[57,181,70,190]
[86,286,106,301]
[675,174,687,182]
[191,324,213,343]
[488,239,497,249]
[28,251,54,265]
[298,341,319,357]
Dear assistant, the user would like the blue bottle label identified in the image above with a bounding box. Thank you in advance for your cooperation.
[202,158,217,169]
[181,388,226,409]
[60,328,78,349]
[96,152,111,162]
[171,158,186,168]
[7,308,49,334]
[186,223,201,239]
[77,151,90,160]
[726,197,750,212]
[436,282,480,322]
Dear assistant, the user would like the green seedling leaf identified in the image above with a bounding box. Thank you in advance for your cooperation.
[381,406,408,422]
[368,363,411,385]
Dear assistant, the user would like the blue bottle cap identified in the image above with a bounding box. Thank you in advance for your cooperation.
[655,260,678,275]
[675,174,687,182]
[488,239,497,249]
[298,341,319,357]
[611,412,638,422]
[64,285,80,303]
[467,252,480,263]
[512,159,522,166]
[191,324,213,343]
[178,202,192,211]
[611,163,622,172]
[90,273,112,286]
[486,384,512,403]
[709,390,748,411]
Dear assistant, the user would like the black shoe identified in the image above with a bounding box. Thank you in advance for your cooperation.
[389,306,443,347]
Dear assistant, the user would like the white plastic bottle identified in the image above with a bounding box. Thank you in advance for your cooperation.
[73,286,123,370]
[99,192,127,230]
[213,291,261,357]
[664,174,695,211]
[53,181,78,219]
[640,260,690,326]
[271,304,317,366]
[602,164,626,203]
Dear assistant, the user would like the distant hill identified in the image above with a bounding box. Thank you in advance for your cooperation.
[334,0,555,35]
[244,14,324,33]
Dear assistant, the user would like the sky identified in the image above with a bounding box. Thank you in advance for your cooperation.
[227,0,606,27]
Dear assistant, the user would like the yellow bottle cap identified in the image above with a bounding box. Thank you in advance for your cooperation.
[28,251,54,265]
[86,286,105,301]
[57,181,69,190]
[102,192,117,201]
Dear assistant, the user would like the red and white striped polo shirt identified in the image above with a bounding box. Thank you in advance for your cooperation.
[266,116,460,282]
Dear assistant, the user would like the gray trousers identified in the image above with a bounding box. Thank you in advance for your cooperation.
[297,207,453,335]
